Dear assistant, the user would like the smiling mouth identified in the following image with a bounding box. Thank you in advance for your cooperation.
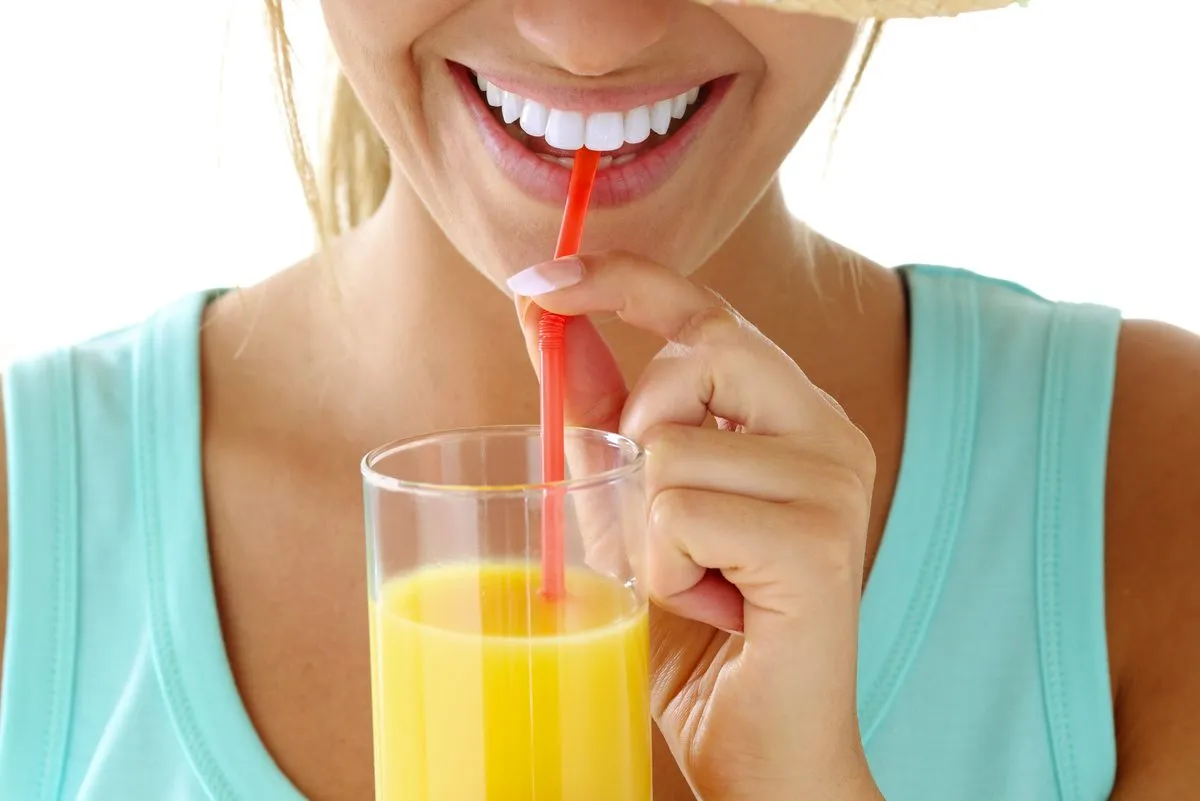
[468,70,712,170]
[450,61,731,206]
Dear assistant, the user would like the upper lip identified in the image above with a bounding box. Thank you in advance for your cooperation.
[462,65,720,112]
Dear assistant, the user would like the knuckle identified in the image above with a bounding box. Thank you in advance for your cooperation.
[819,418,877,491]
[831,467,874,538]
[812,529,862,587]
[648,487,692,534]
[641,421,688,456]
[846,426,878,488]
[812,386,877,484]
[641,424,687,492]
[789,509,863,586]
[783,454,872,537]
[790,439,874,514]
[821,460,868,506]
[676,303,745,348]
[608,249,660,274]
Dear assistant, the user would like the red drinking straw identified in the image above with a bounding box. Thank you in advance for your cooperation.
[540,147,600,599]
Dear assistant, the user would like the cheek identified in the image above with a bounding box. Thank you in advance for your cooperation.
[738,15,859,139]
[319,0,470,159]
[320,0,466,54]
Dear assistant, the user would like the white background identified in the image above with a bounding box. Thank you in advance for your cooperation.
[1,0,1197,367]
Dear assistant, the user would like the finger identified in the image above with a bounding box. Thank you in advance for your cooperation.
[656,568,745,634]
[515,298,628,433]
[618,319,839,439]
[642,423,864,503]
[511,252,722,342]
[511,298,637,586]
[513,252,839,435]
[563,436,647,585]
[647,488,863,640]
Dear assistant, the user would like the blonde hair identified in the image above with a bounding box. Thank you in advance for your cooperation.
[264,2,881,247]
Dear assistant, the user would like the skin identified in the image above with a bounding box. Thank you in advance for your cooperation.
[2,0,1200,799]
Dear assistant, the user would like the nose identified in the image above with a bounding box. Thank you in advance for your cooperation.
[513,0,676,77]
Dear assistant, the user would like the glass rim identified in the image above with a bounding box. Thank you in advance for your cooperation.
[360,424,645,498]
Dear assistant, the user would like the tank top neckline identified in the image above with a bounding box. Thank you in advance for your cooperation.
[135,265,975,798]
[135,289,307,800]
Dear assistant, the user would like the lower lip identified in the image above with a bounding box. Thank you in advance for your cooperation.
[449,63,733,208]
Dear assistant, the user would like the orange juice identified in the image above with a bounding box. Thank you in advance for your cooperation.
[369,562,651,801]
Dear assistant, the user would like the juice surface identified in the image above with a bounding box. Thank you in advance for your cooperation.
[369,562,651,801]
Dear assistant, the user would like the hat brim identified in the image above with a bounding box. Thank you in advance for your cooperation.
[693,0,1019,21]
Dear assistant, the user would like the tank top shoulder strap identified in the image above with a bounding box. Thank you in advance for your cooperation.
[1,341,84,799]
[1032,291,1121,801]
[900,265,1120,800]
[0,292,216,799]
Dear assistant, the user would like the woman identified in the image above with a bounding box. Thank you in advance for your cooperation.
[1,0,1198,798]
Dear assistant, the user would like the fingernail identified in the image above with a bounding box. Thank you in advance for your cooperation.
[506,257,584,296]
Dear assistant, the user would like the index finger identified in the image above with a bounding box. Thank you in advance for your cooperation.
[510,251,834,434]
[511,252,725,344]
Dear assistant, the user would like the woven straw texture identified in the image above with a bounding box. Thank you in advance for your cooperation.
[692,0,1020,20]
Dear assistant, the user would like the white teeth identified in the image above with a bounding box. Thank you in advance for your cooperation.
[597,156,615,170]
[585,111,626,152]
[650,99,673,135]
[670,92,688,119]
[624,106,651,145]
[545,109,585,151]
[613,154,637,167]
[501,91,523,125]
[520,100,549,137]
[474,74,703,150]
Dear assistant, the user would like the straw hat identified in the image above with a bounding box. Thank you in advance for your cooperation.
[693,0,1022,20]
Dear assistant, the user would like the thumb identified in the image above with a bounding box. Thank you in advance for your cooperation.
[516,297,628,433]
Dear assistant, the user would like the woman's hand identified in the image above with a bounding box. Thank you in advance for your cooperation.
[510,252,883,801]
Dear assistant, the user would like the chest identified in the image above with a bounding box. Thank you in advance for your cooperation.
[180,426,895,797]
[203,438,703,801]
[196,330,904,800]
[203,440,372,799]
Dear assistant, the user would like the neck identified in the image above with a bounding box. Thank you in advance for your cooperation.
[216,173,896,452]
[326,178,519,357]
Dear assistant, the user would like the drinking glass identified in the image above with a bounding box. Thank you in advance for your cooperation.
[362,425,650,801]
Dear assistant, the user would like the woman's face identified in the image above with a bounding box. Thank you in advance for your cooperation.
[321,0,857,285]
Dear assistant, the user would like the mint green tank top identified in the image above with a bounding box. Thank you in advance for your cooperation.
[1,266,1121,800]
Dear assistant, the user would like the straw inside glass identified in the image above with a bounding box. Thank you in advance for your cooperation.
[538,147,600,599]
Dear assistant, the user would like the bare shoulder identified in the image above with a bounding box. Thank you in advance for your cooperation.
[1105,319,1200,797]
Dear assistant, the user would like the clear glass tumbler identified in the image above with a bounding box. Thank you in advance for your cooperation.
[362,425,650,801]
